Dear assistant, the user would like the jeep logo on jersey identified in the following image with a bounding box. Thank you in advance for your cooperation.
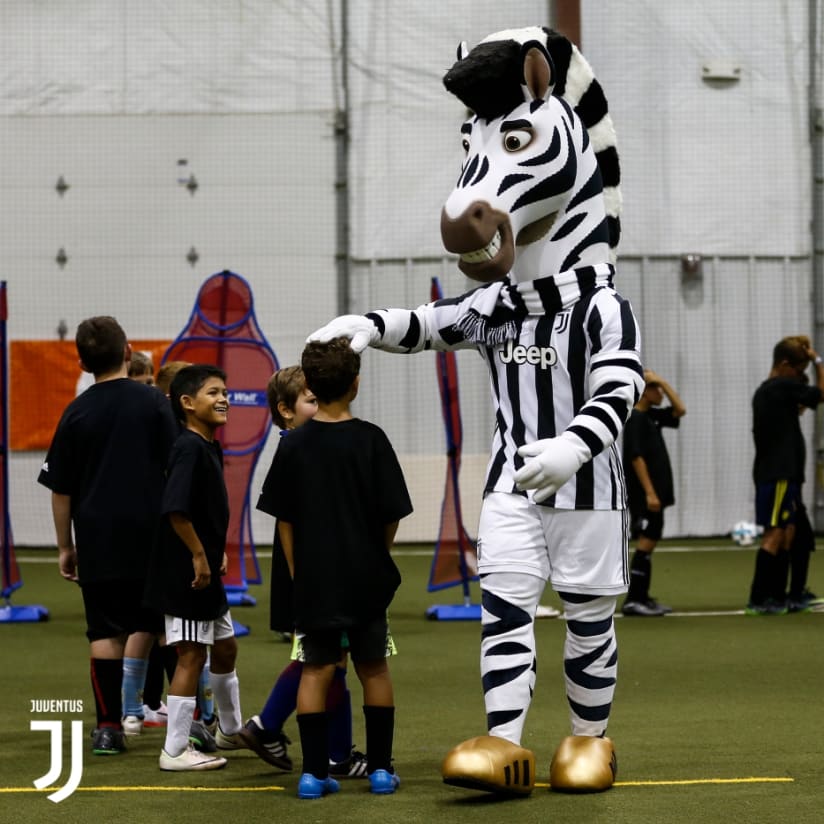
[499,340,557,369]
[227,390,267,407]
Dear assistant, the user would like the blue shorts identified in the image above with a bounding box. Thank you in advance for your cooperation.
[755,481,801,529]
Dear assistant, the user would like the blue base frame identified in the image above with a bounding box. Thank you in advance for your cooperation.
[232,619,250,637]
[226,591,257,607]
[425,603,481,621]
[0,604,50,622]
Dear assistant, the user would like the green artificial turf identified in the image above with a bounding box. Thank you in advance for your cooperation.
[1,541,822,824]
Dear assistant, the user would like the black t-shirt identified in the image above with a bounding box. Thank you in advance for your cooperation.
[257,429,295,633]
[145,429,229,620]
[265,418,413,632]
[623,406,680,513]
[37,378,178,584]
[752,376,821,484]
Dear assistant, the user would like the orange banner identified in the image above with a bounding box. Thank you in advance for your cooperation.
[10,340,171,451]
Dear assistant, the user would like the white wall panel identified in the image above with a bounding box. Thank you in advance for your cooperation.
[0,1,337,115]
[0,113,337,341]
[584,0,811,257]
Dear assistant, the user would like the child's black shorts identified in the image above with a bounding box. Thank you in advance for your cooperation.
[300,616,389,665]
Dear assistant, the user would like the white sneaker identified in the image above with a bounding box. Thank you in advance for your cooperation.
[143,703,168,727]
[159,744,227,771]
[215,727,247,750]
[122,715,144,736]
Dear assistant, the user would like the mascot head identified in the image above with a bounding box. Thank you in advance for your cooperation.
[440,27,620,284]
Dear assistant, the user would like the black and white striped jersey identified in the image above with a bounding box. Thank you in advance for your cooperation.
[365,277,643,511]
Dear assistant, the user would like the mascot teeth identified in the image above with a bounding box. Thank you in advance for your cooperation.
[461,230,501,263]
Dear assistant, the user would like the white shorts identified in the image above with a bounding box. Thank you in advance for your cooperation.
[477,492,629,595]
[164,611,235,646]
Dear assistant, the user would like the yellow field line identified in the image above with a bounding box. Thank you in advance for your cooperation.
[615,777,794,787]
[534,777,794,788]
[3,777,793,795]
[0,785,286,794]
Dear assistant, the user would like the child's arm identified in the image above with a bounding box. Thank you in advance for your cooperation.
[631,456,660,512]
[277,520,295,578]
[385,521,399,551]
[169,512,211,589]
[51,492,78,582]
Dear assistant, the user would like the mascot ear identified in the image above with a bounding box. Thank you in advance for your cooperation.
[456,40,470,61]
[520,41,554,102]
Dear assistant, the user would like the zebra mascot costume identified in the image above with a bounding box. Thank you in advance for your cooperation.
[311,26,644,795]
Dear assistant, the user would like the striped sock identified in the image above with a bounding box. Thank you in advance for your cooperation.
[561,593,618,737]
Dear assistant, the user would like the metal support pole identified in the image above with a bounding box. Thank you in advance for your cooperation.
[810,1,824,529]
[334,0,351,315]
[550,0,581,46]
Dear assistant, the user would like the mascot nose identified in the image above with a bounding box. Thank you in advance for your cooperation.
[441,201,504,254]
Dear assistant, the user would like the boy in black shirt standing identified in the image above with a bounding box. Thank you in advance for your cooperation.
[267,338,413,798]
[747,336,824,614]
[145,364,245,771]
[38,316,178,755]
[622,369,686,616]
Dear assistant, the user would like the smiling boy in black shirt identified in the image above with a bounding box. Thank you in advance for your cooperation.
[146,364,246,771]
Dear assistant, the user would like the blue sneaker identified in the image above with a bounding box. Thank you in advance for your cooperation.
[298,773,340,799]
[368,769,400,795]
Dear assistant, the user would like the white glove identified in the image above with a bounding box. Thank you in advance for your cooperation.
[514,434,589,503]
[307,315,380,354]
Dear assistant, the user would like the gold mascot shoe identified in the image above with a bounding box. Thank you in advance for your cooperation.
[441,735,535,796]
[549,735,616,792]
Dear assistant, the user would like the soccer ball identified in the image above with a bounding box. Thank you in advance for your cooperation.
[730,521,758,546]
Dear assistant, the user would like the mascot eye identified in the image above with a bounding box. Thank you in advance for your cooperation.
[503,129,533,152]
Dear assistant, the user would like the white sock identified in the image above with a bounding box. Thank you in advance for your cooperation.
[164,695,196,757]
[210,670,242,734]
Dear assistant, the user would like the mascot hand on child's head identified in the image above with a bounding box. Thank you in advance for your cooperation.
[308,315,379,353]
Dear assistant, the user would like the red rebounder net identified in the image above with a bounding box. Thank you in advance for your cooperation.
[427,277,478,597]
[163,271,278,604]
[0,283,20,600]
[1,282,48,621]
